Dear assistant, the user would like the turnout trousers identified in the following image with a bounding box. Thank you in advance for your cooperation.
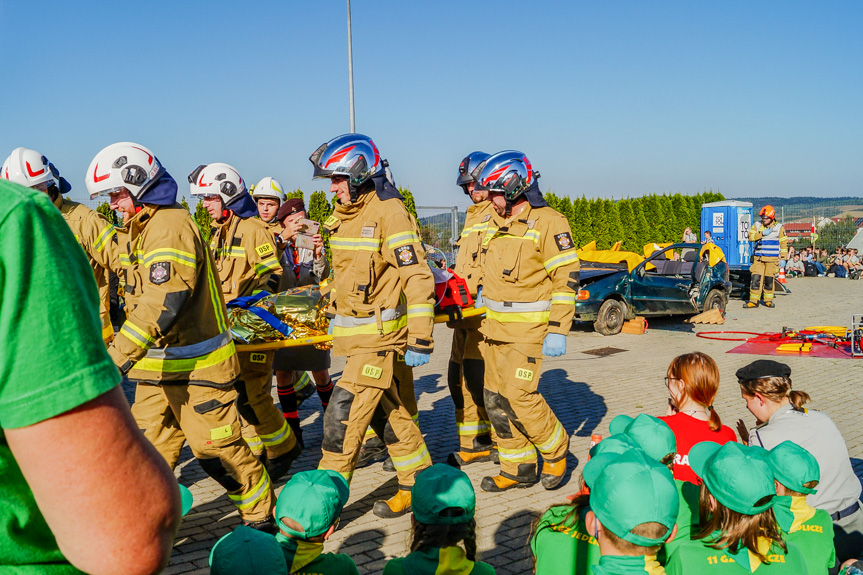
[319,350,431,487]
[235,350,297,459]
[131,381,274,521]
[449,326,495,452]
[749,257,778,304]
[483,340,569,481]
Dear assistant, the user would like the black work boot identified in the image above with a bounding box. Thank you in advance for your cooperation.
[356,436,388,468]
[243,517,277,534]
[265,441,302,483]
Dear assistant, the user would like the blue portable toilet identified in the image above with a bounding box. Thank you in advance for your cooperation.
[701,200,754,270]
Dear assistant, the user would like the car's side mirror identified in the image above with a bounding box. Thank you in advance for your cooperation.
[637,266,645,278]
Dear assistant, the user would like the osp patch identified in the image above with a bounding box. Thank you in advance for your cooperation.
[395,245,418,267]
[149,262,171,285]
[554,232,574,251]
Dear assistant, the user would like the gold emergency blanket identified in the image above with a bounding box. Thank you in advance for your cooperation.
[228,286,332,349]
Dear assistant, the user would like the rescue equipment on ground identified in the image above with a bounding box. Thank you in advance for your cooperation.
[696,322,863,359]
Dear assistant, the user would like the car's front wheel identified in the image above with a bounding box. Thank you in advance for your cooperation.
[594,298,626,336]
[702,289,727,313]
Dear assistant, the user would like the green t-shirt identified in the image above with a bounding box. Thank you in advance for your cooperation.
[659,479,701,562]
[383,546,495,575]
[665,534,809,574]
[591,554,666,574]
[0,182,120,572]
[773,495,836,575]
[276,536,359,574]
[530,504,600,574]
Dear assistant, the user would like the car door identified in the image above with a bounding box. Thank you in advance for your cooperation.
[629,247,698,315]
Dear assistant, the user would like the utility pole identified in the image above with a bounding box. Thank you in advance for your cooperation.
[347,0,356,133]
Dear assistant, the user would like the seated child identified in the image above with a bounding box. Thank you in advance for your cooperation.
[582,448,679,574]
[769,441,837,574]
[275,469,359,575]
[665,441,808,573]
[384,464,494,574]
[209,524,288,575]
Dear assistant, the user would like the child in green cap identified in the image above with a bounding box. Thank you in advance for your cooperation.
[582,448,679,574]
[384,464,494,574]
[274,469,359,575]
[665,441,808,573]
[209,525,289,575]
[768,441,837,574]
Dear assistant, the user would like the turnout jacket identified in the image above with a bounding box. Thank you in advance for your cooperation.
[749,223,788,260]
[55,196,120,341]
[108,203,240,386]
[324,192,435,356]
[210,214,281,301]
[449,200,492,330]
[479,203,580,344]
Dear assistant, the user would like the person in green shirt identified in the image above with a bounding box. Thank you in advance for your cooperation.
[274,469,359,574]
[768,441,837,575]
[0,179,181,574]
[384,464,495,575]
[665,441,809,574]
[582,448,680,574]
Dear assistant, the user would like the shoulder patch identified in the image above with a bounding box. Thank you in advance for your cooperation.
[482,214,491,223]
[395,245,419,267]
[255,243,275,257]
[554,232,574,251]
[150,262,171,285]
[324,215,339,228]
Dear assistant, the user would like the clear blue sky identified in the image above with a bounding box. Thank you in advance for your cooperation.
[1,1,860,209]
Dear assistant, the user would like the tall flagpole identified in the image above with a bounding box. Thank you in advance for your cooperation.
[347,0,356,133]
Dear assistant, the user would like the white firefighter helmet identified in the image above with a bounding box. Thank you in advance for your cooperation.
[2,147,64,190]
[188,163,247,208]
[85,142,164,199]
[250,176,285,205]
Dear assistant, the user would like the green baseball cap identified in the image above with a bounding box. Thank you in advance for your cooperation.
[275,470,350,539]
[209,525,288,575]
[768,441,820,495]
[582,449,679,547]
[179,484,194,517]
[412,464,475,526]
[588,434,641,461]
[689,441,775,515]
[609,414,677,462]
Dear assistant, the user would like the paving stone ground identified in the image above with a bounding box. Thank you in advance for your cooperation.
[160,277,863,574]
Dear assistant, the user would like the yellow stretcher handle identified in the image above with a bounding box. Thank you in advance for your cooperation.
[235,306,486,351]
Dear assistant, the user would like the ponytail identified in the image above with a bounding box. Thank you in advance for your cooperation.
[739,376,810,409]
[789,390,811,410]
[706,405,722,433]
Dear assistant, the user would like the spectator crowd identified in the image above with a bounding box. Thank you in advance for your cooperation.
[784,246,862,279]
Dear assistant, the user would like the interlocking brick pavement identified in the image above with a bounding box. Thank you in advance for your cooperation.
[160,277,863,574]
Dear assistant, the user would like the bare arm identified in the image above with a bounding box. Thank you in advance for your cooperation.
[6,385,181,575]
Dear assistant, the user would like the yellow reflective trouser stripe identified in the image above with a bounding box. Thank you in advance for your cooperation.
[485,309,550,323]
[135,341,236,373]
[536,421,565,455]
[330,237,382,251]
[321,466,354,483]
[120,321,155,349]
[93,225,116,252]
[457,421,492,436]
[138,248,197,269]
[544,251,580,273]
[254,256,281,276]
[551,292,577,304]
[294,371,312,390]
[332,315,408,337]
[244,436,263,449]
[407,303,434,318]
[364,427,376,437]
[204,255,228,333]
[259,419,291,447]
[228,469,271,510]
[498,446,536,462]
[390,444,430,472]
[385,231,421,249]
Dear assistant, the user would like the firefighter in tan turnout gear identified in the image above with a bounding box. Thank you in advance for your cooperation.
[746,204,788,308]
[2,147,120,342]
[190,163,300,481]
[311,133,434,518]
[475,151,578,492]
[86,142,275,531]
[446,151,498,467]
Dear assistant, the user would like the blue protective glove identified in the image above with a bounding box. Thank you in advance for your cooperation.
[474,286,484,308]
[404,349,430,367]
[543,333,567,357]
[327,321,334,336]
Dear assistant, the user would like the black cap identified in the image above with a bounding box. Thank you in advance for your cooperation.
[736,360,792,382]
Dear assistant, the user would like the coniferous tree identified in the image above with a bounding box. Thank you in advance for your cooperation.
[571,196,591,248]
[96,201,120,226]
[631,200,651,251]
[617,200,636,251]
[591,199,609,249]
[606,199,624,247]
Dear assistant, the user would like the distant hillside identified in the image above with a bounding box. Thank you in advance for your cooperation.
[730,196,863,222]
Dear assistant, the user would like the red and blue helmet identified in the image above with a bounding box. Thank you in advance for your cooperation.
[476,151,537,201]
[310,133,382,188]
[456,151,491,194]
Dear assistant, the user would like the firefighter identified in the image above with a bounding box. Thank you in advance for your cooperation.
[2,147,119,342]
[475,151,578,492]
[746,205,788,308]
[251,176,286,250]
[85,142,275,531]
[446,151,498,467]
[190,163,300,480]
[311,133,434,518]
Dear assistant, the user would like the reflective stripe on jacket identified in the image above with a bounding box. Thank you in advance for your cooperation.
[210,214,280,301]
[750,223,788,260]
